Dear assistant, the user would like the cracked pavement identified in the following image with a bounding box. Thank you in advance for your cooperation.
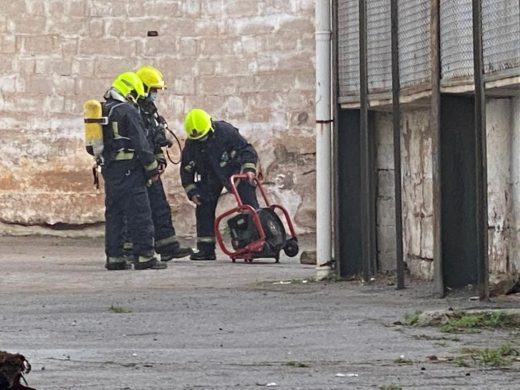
[0,236,519,389]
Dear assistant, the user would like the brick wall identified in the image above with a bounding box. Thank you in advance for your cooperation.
[0,0,316,236]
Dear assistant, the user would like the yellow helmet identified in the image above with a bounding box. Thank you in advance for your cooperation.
[184,109,214,140]
[112,72,145,101]
[136,65,166,92]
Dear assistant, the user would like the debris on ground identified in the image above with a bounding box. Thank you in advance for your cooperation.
[0,351,35,390]
[401,308,520,331]
[489,273,519,297]
[300,250,316,265]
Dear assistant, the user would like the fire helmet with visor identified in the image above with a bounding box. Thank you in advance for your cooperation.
[184,108,214,140]
[111,72,145,102]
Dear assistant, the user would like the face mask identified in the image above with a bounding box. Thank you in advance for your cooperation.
[148,91,158,102]
[199,135,209,142]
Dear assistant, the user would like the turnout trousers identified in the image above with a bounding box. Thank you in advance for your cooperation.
[147,177,180,253]
[103,161,155,259]
[196,179,259,252]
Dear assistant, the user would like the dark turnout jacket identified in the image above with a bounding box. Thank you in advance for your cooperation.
[102,95,158,177]
[180,120,257,199]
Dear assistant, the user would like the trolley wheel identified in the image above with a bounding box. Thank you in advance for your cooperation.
[275,254,280,263]
[283,238,299,257]
[231,258,236,263]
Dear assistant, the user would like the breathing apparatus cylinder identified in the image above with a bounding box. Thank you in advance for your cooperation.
[83,99,106,158]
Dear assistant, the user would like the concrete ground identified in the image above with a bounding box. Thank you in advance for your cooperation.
[0,236,519,390]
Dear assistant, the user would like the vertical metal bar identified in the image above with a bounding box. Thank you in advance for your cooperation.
[332,0,341,276]
[391,0,404,290]
[430,0,444,297]
[369,110,377,277]
[359,0,371,281]
[472,0,489,300]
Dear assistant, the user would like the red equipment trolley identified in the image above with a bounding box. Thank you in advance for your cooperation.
[214,174,299,263]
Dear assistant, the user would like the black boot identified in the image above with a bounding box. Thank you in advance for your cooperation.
[105,256,132,271]
[133,255,168,270]
[190,242,216,261]
[190,251,216,261]
[157,242,193,262]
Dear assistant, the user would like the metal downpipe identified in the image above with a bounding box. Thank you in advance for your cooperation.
[315,0,333,279]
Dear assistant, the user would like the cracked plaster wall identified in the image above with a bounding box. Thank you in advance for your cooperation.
[378,99,520,279]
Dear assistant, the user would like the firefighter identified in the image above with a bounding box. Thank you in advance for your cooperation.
[135,65,193,261]
[101,72,167,270]
[180,108,260,260]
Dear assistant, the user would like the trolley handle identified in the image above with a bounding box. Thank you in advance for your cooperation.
[229,173,270,207]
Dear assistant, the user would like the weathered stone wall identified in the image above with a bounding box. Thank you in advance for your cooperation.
[400,109,434,279]
[511,96,520,273]
[0,0,316,236]
[377,99,520,279]
[375,112,396,272]
[486,99,514,274]
[375,109,434,278]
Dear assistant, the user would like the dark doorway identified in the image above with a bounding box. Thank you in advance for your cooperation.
[440,94,478,288]
[336,109,377,278]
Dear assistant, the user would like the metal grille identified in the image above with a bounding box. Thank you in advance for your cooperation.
[338,0,360,97]
[397,0,431,88]
[482,0,520,75]
[367,0,392,93]
[337,0,518,100]
[440,0,474,81]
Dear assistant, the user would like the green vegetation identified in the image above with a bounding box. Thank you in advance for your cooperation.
[412,334,461,342]
[402,311,422,326]
[454,356,471,368]
[379,385,402,390]
[441,311,517,333]
[458,344,519,367]
[393,356,414,365]
[108,305,132,314]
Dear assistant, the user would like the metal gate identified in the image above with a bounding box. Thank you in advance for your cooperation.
[440,95,479,288]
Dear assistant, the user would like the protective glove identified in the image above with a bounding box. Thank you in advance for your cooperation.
[190,194,202,206]
[157,155,167,174]
[186,186,203,206]
[245,171,256,185]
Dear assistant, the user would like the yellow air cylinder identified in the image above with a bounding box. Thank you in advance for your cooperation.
[83,99,106,157]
